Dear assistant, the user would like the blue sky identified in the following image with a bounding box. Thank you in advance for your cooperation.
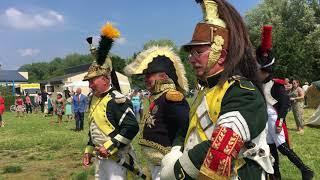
[0,0,260,70]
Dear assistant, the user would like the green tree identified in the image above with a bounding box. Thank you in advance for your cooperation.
[246,0,320,81]
[19,53,93,82]
[179,48,197,90]
[143,39,178,52]
[125,56,145,90]
[19,62,50,82]
[111,55,126,73]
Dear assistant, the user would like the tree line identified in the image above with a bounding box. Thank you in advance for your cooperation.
[19,0,320,89]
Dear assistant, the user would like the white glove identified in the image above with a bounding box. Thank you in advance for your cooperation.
[160,146,183,180]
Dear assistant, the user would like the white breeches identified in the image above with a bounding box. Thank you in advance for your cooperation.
[266,105,286,147]
[95,158,126,180]
[149,164,161,180]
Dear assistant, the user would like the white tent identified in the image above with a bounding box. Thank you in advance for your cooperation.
[116,72,131,95]
[306,105,320,127]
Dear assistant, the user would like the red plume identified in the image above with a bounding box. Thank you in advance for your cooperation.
[261,25,273,53]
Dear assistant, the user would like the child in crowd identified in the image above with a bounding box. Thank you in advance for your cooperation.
[15,95,25,118]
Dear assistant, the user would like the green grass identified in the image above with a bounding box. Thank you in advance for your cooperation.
[0,108,319,179]
[2,165,22,174]
[279,109,320,180]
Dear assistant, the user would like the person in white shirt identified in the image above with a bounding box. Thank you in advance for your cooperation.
[302,82,310,107]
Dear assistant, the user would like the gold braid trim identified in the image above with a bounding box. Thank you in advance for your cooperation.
[138,138,171,155]
[150,79,176,102]
[207,35,224,69]
[198,166,228,180]
[153,79,176,93]
[223,132,241,156]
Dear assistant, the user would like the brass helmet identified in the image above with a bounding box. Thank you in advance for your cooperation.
[83,23,120,81]
[83,23,122,92]
[256,25,275,73]
[124,46,189,94]
[183,0,229,71]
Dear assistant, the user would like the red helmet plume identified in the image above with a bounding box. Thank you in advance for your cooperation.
[261,25,273,53]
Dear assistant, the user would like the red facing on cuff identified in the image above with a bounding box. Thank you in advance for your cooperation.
[200,126,244,178]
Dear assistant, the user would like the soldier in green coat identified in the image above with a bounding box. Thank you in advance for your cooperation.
[160,0,273,179]
[82,23,140,180]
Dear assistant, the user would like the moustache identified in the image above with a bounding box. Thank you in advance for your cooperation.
[192,64,203,68]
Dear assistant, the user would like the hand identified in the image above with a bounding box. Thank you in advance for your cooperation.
[82,153,92,167]
[95,146,109,158]
[275,125,282,134]
[290,97,295,102]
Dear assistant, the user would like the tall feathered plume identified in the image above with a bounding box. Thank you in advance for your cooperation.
[260,25,273,53]
[256,25,274,70]
[86,37,93,44]
[96,23,120,66]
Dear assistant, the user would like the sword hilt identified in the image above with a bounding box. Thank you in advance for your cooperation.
[117,159,147,179]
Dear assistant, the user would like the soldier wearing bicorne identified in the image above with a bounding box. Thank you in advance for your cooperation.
[124,46,190,179]
[160,0,274,179]
[82,23,141,180]
[256,25,314,180]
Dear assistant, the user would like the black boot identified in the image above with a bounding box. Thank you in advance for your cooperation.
[269,143,281,180]
[278,143,314,180]
[301,167,314,180]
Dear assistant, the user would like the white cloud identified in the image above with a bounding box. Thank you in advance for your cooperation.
[0,7,64,30]
[18,48,40,56]
[116,37,127,45]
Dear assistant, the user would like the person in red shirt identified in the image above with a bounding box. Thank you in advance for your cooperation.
[15,94,25,118]
[0,92,5,127]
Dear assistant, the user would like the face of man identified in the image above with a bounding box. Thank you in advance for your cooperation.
[89,76,110,96]
[188,45,211,78]
[76,88,81,95]
[144,72,168,92]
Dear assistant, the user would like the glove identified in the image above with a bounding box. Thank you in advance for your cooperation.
[95,146,110,158]
[82,153,92,167]
[160,146,183,180]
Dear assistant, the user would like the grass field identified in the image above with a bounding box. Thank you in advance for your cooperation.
[0,108,319,180]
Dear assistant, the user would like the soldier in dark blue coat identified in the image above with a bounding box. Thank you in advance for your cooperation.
[124,46,190,179]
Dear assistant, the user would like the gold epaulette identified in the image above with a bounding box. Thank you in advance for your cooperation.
[165,90,184,102]
[230,75,255,91]
[238,80,255,91]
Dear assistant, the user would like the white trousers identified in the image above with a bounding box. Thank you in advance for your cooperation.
[95,158,126,180]
[266,105,286,147]
[150,164,161,180]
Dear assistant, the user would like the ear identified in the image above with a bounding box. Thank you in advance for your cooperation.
[218,49,227,65]
[159,72,169,80]
[100,76,108,84]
